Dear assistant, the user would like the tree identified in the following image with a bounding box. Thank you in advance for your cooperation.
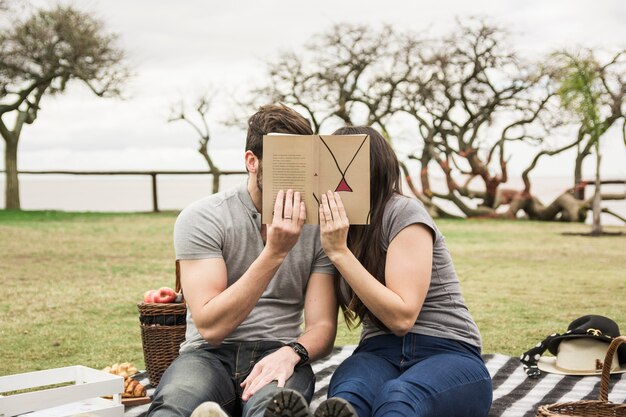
[564,52,626,201]
[550,50,626,233]
[396,19,557,218]
[168,92,222,194]
[0,5,128,209]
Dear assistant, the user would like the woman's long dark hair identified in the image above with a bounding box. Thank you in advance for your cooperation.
[332,126,402,330]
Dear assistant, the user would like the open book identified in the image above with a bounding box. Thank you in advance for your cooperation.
[262,134,370,225]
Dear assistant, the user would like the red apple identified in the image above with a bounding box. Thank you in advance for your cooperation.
[143,289,158,303]
[153,287,177,303]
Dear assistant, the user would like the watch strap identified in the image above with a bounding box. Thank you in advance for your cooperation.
[288,342,309,366]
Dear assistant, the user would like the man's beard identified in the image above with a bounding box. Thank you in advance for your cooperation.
[256,162,263,192]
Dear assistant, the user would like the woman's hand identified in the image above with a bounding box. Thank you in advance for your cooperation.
[319,191,350,261]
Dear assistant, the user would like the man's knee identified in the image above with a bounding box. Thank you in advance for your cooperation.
[285,365,315,402]
[243,384,302,417]
[149,353,237,416]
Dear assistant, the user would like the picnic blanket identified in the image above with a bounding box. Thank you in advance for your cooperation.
[125,346,626,417]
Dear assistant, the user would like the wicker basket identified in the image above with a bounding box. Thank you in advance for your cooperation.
[536,335,626,416]
[137,261,186,386]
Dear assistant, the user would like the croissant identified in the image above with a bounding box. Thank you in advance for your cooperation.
[123,377,146,397]
[103,362,139,378]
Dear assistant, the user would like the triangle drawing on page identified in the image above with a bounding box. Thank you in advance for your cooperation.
[335,177,353,192]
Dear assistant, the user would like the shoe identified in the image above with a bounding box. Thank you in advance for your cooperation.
[314,397,357,417]
[191,401,229,417]
[264,389,312,417]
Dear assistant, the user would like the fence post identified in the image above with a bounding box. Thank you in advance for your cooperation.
[151,173,159,212]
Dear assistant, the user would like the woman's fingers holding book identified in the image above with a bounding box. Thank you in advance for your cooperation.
[332,191,349,223]
[326,191,349,225]
[321,193,334,223]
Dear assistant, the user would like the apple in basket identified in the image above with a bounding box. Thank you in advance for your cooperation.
[143,287,177,303]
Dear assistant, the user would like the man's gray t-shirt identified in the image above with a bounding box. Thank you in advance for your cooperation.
[174,184,336,353]
[360,194,483,349]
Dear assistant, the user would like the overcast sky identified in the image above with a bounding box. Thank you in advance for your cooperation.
[2,0,625,178]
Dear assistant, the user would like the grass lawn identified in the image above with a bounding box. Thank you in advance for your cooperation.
[1,209,625,377]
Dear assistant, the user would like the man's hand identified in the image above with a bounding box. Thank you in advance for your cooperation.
[265,189,306,258]
[240,346,300,401]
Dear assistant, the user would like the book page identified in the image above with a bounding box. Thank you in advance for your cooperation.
[317,134,370,224]
[262,135,318,224]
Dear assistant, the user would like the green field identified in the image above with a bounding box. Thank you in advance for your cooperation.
[1,210,625,376]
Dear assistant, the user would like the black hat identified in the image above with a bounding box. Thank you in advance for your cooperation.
[521,315,626,377]
[546,315,625,359]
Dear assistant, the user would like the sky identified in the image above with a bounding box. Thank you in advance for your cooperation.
[1,0,625,178]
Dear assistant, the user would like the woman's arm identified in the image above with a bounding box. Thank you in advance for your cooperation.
[320,191,432,336]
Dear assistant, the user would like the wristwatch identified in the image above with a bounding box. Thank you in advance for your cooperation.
[288,342,309,366]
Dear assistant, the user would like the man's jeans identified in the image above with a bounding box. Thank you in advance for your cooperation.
[147,341,314,417]
[328,333,492,417]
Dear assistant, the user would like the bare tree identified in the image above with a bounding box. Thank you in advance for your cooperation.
[168,92,222,194]
[395,19,558,218]
[0,5,128,209]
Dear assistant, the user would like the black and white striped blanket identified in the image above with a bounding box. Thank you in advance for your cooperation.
[125,347,626,417]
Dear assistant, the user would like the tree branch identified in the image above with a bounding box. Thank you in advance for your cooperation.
[602,208,626,224]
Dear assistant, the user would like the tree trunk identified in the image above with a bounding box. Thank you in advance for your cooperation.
[483,178,499,208]
[4,138,20,209]
[590,150,602,236]
[212,171,220,195]
[198,143,221,194]
[573,152,585,200]
[573,138,594,201]
[516,191,589,222]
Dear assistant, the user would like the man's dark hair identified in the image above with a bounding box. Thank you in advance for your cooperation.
[246,104,313,159]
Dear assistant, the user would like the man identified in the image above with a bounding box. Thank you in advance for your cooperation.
[147,104,338,417]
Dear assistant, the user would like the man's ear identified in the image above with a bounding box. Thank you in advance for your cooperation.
[244,150,259,173]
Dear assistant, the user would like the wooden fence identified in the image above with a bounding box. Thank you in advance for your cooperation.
[1,170,623,213]
[0,170,247,212]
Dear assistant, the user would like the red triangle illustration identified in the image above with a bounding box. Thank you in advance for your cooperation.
[335,178,353,192]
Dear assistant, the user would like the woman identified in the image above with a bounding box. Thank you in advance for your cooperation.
[315,126,492,417]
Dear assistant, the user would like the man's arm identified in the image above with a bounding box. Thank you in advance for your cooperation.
[297,271,339,361]
[181,190,306,345]
[240,272,338,400]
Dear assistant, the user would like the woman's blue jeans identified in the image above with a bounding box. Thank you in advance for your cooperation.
[328,333,492,417]
[146,341,314,417]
